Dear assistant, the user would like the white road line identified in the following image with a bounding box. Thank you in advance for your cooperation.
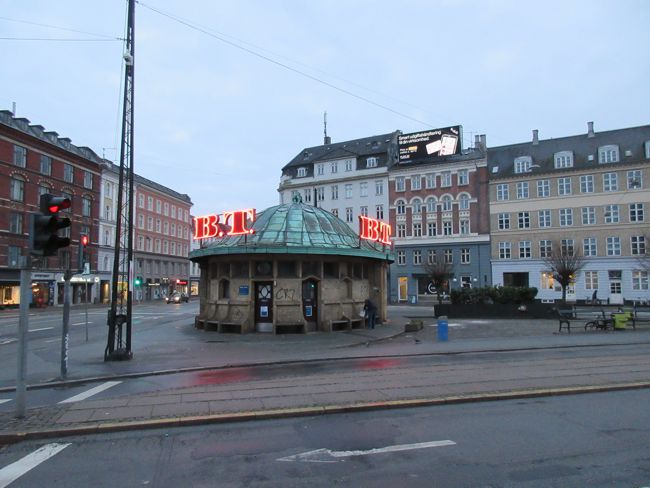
[0,399,11,405]
[0,443,70,488]
[0,339,17,346]
[72,322,86,326]
[28,327,54,332]
[278,440,456,463]
[58,381,121,404]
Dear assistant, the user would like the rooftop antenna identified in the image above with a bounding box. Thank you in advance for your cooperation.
[323,111,331,145]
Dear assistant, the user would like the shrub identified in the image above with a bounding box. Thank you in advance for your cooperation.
[450,286,538,305]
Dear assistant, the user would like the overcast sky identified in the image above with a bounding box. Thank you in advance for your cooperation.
[2,0,649,216]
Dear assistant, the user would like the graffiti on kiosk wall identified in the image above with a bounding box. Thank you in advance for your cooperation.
[193,209,256,240]
[275,287,296,301]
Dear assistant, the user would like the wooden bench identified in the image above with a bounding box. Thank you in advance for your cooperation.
[330,319,351,332]
[555,306,611,333]
[350,318,365,329]
[631,306,650,329]
[274,322,305,334]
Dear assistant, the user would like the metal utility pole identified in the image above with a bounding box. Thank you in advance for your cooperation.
[106,0,135,361]
[16,263,31,418]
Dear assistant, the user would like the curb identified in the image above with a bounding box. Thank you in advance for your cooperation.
[2,381,649,446]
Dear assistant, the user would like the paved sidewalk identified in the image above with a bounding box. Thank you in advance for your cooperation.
[1,309,649,444]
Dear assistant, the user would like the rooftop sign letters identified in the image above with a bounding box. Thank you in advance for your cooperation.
[193,209,256,240]
[398,125,462,162]
[358,216,391,245]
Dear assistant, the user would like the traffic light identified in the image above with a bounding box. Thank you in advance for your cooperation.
[134,276,142,286]
[78,234,89,271]
[30,193,72,257]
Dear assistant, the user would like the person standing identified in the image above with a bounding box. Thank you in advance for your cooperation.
[364,298,377,329]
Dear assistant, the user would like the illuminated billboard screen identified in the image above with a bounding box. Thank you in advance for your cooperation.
[398,126,462,162]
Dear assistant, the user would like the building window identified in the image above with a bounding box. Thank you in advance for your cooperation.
[413,250,422,265]
[537,180,550,198]
[147,216,153,231]
[397,251,406,265]
[426,197,437,213]
[584,271,598,290]
[554,151,573,169]
[559,208,573,227]
[627,170,643,189]
[518,212,530,229]
[413,198,423,214]
[397,224,406,237]
[303,190,312,203]
[395,177,405,192]
[360,206,368,217]
[519,241,531,259]
[425,173,436,189]
[375,205,384,219]
[345,160,353,172]
[82,197,92,217]
[427,250,436,264]
[345,184,353,199]
[163,202,169,216]
[345,207,353,223]
[443,221,452,236]
[441,172,452,187]
[331,162,338,173]
[461,248,470,264]
[632,271,649,291]
[316,187,325,202]
[516,182,529,199]
[460,219,470,235]
[583,237,597,257]
[538,209,551,228]
[331,208,338,217]
[316,163,324,175]
[297,167,307,177]
[83,171,93,189]
[8,246,21,267]
[444,249,453,264]
[138,194,145,208]
[13,145,27,167]
[458,169,469,186]
[604,204,620,223]
[40,155,52,175]
[558,177,572,195]
[441,196,452,212]
[366,157,378,168]
[360,182,368,197]
[514,156,532,173]
[9,212,23,234]
[498,213,510,230]
[631,236,646,255]
[539,239,552,258]
[540,271,555,290]
[427,222,437,236]
[496,184,509,201]
[603,172,618,192]
[10,176,25,202]
[561,239,575,256]
[155,200,161,214]
[606,236,621,256]
[330,185,338,200]
[396,200,406,215]
[499,242,511,259]
[411,175,421,191]
[148,197,154,211]
[63,163,74,183]
[599,145,619,163]
[413,223,422,237]
[582,207,596,225]
[580,175,594,193]
[629,203,645,223]
[458,194,470,210]
[38,184,51,197]
[158,220,163,233]
[375,180,383,196]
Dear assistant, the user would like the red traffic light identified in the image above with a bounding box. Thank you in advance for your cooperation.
[40,193,71,215]
[80,235,89,246]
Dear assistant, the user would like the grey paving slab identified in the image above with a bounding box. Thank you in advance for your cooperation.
[152,402,210,418]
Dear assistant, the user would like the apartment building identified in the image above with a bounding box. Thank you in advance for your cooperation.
[277,132,400,233]
[388,132,491,302]
[0,110,101,306]
[488,122,650,304]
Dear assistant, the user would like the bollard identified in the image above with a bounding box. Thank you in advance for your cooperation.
[437,315,448,342]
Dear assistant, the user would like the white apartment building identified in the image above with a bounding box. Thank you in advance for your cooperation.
[278,132,400,233]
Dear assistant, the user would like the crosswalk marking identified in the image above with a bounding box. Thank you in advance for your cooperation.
[0,399,11,405]
[0,443,70,488]
[58,381,121,404]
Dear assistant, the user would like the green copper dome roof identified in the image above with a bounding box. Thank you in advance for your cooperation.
[190,202,393,261]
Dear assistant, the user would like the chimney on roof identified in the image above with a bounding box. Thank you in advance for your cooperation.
[474,134,480,149]
[479,134,486,151]
[532,129,539,145]
[323,111,331,145]
[587,121,595,138]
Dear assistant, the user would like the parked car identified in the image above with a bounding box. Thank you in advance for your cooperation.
[165,292,189,304]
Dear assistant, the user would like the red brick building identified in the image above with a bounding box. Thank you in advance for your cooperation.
[0,110,101,307]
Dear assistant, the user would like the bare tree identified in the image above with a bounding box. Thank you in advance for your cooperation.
[423,260,454,303]
[543,243,586,304]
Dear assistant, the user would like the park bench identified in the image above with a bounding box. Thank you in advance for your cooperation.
[555,306,612,333]
[274,322,305,334]
[631,306,650,329]
[329,318,351,332]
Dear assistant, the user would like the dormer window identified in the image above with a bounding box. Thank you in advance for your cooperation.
[599,145,619,163]
[297,167,307,177]
[554,151,573,169]
[514,156,533,174]
[366,157,378,168]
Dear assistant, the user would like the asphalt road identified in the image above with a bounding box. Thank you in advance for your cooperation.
[1,389,648,487]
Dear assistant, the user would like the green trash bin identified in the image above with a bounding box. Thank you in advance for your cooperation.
[612,312,632,330]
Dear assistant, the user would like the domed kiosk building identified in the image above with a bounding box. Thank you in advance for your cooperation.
[190,200,393,334]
